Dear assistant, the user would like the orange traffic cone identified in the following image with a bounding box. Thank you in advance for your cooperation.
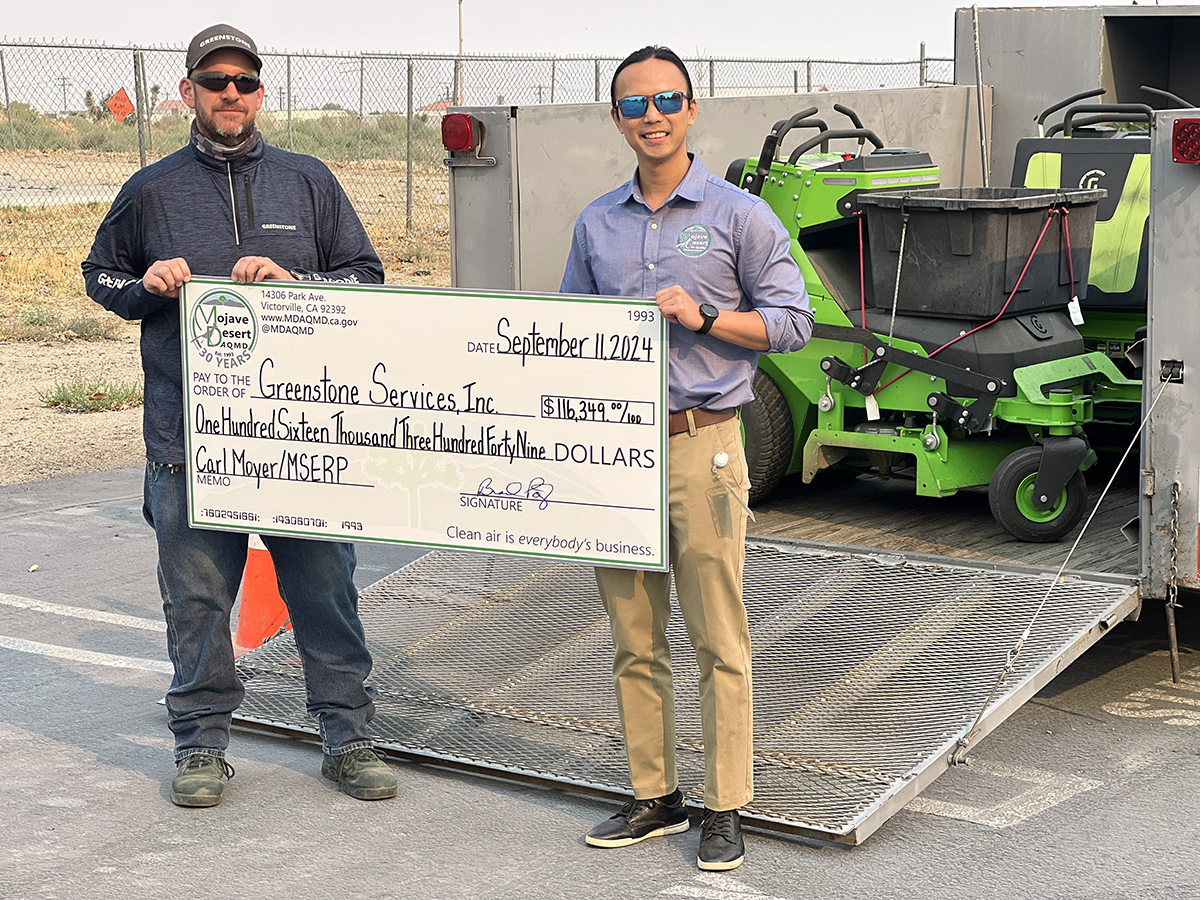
[233,533,291,658]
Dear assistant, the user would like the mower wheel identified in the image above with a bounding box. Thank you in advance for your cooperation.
[988,445,1087,543]
[742,369,794,505]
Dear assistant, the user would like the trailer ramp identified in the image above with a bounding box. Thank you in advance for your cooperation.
[234,540,1137,845]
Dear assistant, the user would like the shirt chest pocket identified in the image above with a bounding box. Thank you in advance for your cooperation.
[590,239,649,295]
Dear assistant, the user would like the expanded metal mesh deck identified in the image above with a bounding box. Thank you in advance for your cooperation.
[234,542,1137,843]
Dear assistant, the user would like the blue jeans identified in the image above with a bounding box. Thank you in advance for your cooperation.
[143,462,376,761]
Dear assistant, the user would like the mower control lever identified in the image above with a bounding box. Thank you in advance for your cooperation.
[833,104,864,129]
[787,129,883,164]
[1062,103,1152,137]
[833,104,868,154]
[1045,112,1151,138]
[743,107,820,195]
[1141,85,1196,110]
[1035,88,1105,135]
[774,109,829,145]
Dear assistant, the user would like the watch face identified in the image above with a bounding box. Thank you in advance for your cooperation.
[701,304,719,319]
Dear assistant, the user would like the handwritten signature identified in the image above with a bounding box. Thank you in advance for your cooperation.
[476,477,554,510]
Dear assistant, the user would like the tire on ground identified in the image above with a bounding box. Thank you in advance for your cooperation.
[741,369,794,506]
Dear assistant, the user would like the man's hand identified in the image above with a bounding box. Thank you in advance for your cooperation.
[143,258,192,299]
[231,256,295,284]
[655,285,704,332]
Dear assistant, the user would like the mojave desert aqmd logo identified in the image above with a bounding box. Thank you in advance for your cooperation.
[190,288,259,368]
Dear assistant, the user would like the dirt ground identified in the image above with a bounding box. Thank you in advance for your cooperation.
[0,326,145,487]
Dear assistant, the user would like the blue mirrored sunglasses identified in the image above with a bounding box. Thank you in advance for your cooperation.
[615,91,690,119]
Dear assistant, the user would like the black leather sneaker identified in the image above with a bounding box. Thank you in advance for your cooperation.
[697,807,744,871]
[585,789,690,847]
[170,754,235,808]
[321,748,398,800]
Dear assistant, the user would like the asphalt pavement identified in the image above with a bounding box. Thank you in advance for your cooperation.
[0,179,120,207]
[2,466,1199,900]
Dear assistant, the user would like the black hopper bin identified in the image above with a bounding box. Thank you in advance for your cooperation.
[857,187,1106,319]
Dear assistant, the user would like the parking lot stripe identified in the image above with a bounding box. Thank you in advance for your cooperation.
[0,634,172,674]
[0,592,166,631]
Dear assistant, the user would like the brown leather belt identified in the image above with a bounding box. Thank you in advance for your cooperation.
[668,408,736,436]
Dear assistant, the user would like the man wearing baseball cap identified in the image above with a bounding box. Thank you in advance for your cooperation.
[186,24,263,74]
[83,25,396,808]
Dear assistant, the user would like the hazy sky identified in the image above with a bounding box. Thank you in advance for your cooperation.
[3,0,1110,61]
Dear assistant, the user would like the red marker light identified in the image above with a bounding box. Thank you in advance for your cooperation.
[1172,118,1200,164]
[442,114,479,153]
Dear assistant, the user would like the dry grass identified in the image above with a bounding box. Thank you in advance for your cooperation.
[0,201,451,344]
[0,200,110,256]
[0,239,132,343]
[1,150,456,334]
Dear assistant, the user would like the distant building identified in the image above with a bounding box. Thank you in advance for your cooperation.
[153,99,190,117]
[258,108,357,123]
[415,99,454,122]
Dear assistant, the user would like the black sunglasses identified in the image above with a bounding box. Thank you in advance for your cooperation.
[615,91,690,119]
[191,71,262,94]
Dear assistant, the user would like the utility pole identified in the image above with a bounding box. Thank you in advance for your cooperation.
[57,76,71,116]
[455,0,464,105]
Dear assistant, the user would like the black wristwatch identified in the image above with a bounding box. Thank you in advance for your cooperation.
[695,303,720,335]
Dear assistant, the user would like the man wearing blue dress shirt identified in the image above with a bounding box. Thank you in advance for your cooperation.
[560,45,813,871]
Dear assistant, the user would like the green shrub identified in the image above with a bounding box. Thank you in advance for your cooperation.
[8,306,121,341]
[39,376,143,412]
[22,305,61,327]
[62,315,119,340]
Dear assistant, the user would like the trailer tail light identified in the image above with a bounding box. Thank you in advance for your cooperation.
[1172,118,1200,164]
[442,114,480,153]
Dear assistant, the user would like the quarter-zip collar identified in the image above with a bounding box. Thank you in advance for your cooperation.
[187,121,265,245]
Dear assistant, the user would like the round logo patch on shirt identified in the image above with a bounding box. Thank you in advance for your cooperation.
[676,224,711,258]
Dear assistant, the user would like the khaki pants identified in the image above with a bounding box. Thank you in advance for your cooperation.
[595,414,753,811]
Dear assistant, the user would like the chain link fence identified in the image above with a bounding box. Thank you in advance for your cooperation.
[0,40,952,275]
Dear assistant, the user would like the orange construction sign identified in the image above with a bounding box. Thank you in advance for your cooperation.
[106,87,134,123]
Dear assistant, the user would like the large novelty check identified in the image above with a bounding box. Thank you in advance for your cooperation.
[180,278,669,570]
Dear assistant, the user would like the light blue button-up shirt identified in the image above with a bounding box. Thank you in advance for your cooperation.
[560,156,813,413]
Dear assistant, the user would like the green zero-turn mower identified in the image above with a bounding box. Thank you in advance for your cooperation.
[1012,86,1194,367]
[1011,87,1194,447]
[730,105,1142,542]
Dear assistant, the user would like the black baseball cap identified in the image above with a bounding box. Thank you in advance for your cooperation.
[186,24,262,74]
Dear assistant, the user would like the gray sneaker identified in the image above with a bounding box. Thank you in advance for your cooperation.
[321,748,398,800]
[170,754,235,808]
